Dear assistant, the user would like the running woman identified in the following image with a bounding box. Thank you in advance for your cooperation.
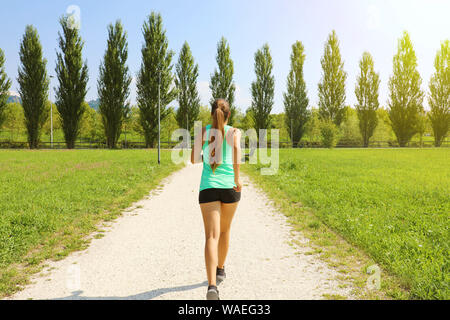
[191,98,242,300]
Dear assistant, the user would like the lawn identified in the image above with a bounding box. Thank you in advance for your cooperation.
[243,148,449,299]
[0,149,182,296]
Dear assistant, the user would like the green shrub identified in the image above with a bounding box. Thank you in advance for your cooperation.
[320,120,339,148]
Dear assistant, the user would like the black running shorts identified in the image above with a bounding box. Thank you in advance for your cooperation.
[199,188,241,204]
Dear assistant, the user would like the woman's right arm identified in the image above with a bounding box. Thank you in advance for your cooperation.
[232,128,242,192]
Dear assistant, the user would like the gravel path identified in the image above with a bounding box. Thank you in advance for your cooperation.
[7,163,353,300]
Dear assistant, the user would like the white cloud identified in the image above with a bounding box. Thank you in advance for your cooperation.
[8,90,20,97]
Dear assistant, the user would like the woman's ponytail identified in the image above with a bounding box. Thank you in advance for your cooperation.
[209,99,230,173]
[212,107,225,139]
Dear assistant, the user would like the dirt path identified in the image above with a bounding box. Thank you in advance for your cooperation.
[7,163,353,300]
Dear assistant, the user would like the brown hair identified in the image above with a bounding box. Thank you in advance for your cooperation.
[209,99,230,172]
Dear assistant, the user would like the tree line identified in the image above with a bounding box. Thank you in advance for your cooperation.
[0,12,448,149]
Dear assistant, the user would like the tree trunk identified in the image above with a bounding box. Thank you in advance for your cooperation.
[66,139,75,149]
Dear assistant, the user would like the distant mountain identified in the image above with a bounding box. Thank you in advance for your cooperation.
[87,98,100,110]
[7,94,21,104]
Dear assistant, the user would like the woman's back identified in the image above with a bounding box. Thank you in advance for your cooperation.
[200,124,236,191]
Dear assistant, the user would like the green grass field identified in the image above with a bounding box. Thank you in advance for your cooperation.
[243,148,449,299]
[0,149,181,296]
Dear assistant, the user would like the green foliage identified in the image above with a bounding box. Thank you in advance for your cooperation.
[244,149,450,299]
[42,102,61,137]
[128,105,140,133]
[355,52,380,147]
[0,103,25,140]
[17,25,49,149]
[0,49,11,128]
[136,12,177,148]
[250,43,274,140]
[388,31,424,147]
[210,37,236,124]
[269,113,289,142]
[80,103,105,142]
[371,108,395,143]
[318,30,347,126]
[175,41,200,131]
[339,107,362,145]
[55,16,89,149]
[197,105,212,127]
[416,109,429,147]
[428,40,450,147]
[97,20,132,149]
[230,108,244,129]
[284,41,310,146]
[237,108,255,132]
[304,108,321,143]
[162,106,179,141]
[320,119,338,148]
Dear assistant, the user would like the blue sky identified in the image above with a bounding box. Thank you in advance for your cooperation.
[1,0,449,113]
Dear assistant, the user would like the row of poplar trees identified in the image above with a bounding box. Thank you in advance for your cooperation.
[0,12,202,149]
[0,13,448,149]
[281,30,449,147]
[0,17,89,149]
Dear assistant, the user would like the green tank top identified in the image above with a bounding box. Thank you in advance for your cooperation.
[199,124,236,191]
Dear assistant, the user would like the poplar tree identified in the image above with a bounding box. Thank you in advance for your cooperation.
[97,20,132,149]
[175,41,200,131]
[17,26,49,149]
[388,31,424,147]
[428,40,449,147]
[250,44,274,140]
[318,30,347,126]
[355,52,380,147]
[0,48,11,128]
[210,37,236,124]
[283,41,310,146]
[136,12,177,148]
[55,16,89,149]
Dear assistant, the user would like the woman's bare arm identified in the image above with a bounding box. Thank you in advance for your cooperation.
[191,127,205,164]
[232,128,242,192]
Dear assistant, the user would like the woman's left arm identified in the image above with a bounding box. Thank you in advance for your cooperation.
[191,127,205,164]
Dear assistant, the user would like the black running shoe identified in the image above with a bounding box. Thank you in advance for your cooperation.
[206,285,220,300]
[216,266,226,285]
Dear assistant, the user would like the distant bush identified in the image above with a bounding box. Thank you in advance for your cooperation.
[0,141,28,149]
[297,140,322,148]
[320,120,338,148]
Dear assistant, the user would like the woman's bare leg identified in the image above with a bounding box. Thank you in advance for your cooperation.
[200,201,221,286]
[218,202,238,269]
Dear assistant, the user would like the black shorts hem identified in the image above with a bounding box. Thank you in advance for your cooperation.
[199,188,241,204]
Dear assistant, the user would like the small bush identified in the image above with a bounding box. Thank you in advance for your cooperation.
[320,120,339,148]
[297,140,322,148]
[0,141,28,149]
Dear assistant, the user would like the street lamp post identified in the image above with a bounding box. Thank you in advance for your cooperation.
[186,113,189,150]
[158,68,161,165]
[49,75,54,148]
[51,101,53,148]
